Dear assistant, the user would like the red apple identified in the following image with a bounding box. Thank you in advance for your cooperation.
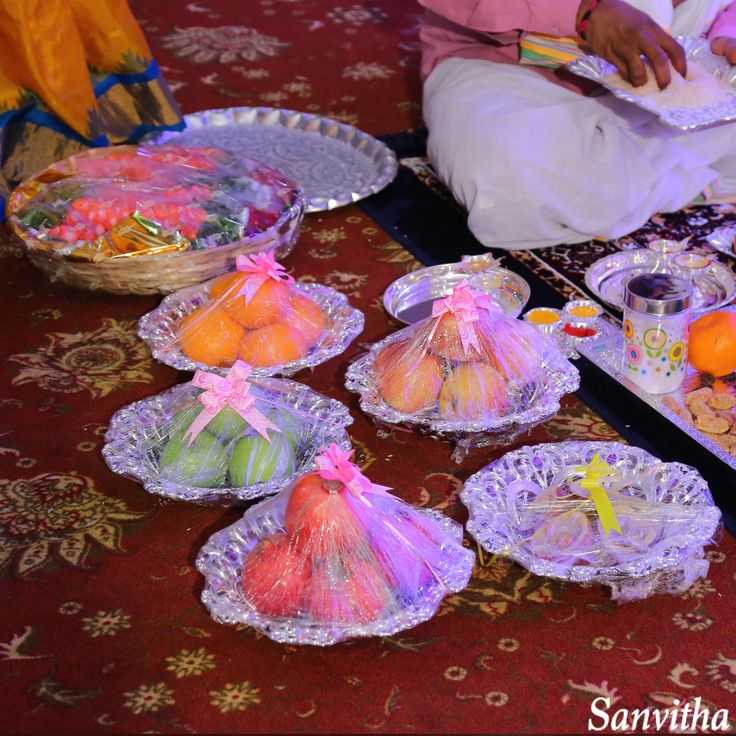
[241,534,310,617]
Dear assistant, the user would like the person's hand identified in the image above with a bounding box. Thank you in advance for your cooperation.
[711,36,736,64]
[579,0,687,88]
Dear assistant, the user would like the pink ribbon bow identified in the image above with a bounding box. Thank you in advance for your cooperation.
[315,444,392,498]
[184,360,279,444]
[234,251,295,305]
[429,280,501,356]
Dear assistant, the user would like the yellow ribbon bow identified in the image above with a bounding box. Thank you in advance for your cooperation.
[573,454,622,537]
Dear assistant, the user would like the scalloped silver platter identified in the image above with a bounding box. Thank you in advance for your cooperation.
[567,36,736,131]
[138,280,364,378]
[461,441,720,600]
[345,332,580,448]
[102,379,353,506]
[143,106,398,212]
[584,249,736,312]
[577,307,736,471]
[195,493,474,645]
[383,262,530,324]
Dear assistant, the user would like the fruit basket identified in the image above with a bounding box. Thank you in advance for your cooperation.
[102,362,353,505]
[196,444,475,644]
[6,145,304,295]
[139,252,364,377]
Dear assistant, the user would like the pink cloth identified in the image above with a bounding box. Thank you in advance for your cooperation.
[419,0,736,92]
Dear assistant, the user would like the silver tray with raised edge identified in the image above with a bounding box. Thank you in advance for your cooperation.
[585,248,736,312]
[143,106,398,212]
[577,307,736,471]
[461,441,719,602]
[707,226,736,258]
[383,255,530,324]
[567,36,736,131]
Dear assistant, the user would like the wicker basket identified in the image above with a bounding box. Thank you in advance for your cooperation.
[6,149,305,296]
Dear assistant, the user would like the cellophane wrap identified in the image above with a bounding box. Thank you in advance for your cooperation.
[7,145,301,261]
[102,364,353,506]
[196,445,475,644]
[461,441,722,602]
[146,251,364,374]
[346,281,579,448]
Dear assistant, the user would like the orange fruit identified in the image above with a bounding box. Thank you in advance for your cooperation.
[688,310,736,377]
[289,293,328,348]
[177,305,244,366]
[375,339,444,414]
[208,271,245,301]
[438,362,508,420]
[239,322,310,367]
[224,279,291,329]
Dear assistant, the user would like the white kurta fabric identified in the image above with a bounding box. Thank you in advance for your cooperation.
[423,0,736,250]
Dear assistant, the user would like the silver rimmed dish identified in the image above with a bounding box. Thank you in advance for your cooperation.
[143,106,398,212]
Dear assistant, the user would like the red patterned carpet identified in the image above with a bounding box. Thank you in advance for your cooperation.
[2,1,736,733]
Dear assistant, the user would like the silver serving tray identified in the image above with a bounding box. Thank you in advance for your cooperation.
[345,330,580,453]
[707,226,736,258]
[585,248,736,312]
[143,106,398,212]
[577,308,736,471]
[138,279,364,378]
[383,255,530,324]
[568,36,736,131]
[102,379,353,506]
[195,495,474,645]
[461,441,720,602]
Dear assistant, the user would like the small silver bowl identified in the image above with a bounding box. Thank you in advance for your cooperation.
[382,258,530,325]
[523,307,565,336]
[563,299,603,325]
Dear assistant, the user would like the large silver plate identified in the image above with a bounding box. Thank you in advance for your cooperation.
[577,307,736,471]
[195,495,474,645]
[706,226,736,259]
[102,379,353,506]
[345,330,580,452]
[568,36,736,131]
[585,248,736,312]
[461,441,720,601]
[138,279,364,378]
[383,255,530,324]
[143,106,398,212]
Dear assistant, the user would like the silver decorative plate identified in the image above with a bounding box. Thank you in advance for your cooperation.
[143,106,398,212]
[568,36,736,131]
[195,495,474,645]
[577,308,736,471]
[138,279,364,378]
[345,332,580,453]
[707,226,736,258]
[461,441,720,602]
[585,248,736,312]
[102,379,353,506]
[383,256,530,324]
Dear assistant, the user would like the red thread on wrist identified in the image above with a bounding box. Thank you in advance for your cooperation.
[577,0,599,38]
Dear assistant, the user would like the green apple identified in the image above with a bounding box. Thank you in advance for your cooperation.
[204,406,248,443]
[228,432,296,486]
[159,430,228,488]
[264,409,309,452]
[167,403,203,437]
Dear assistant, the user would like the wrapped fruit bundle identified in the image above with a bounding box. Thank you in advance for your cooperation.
[139,251,364,376]
[196,444,475,644]
[103,361,353,505]
[346,281,579,453]
[461,441,722,602]
[8,145,301,261]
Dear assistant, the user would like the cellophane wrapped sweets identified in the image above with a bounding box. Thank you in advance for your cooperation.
[346,280,579,447]
[8,145,300,261]
[461,442,722,602]
[196,443,475,644]
[103,361,352,505]
[174,252,335,369]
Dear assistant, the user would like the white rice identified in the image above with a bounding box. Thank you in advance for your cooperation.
[603,59,734,110]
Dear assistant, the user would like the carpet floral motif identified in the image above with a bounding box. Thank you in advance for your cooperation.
[0,472,148,576]
[10,318,153,397]
[163,26,289,63]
